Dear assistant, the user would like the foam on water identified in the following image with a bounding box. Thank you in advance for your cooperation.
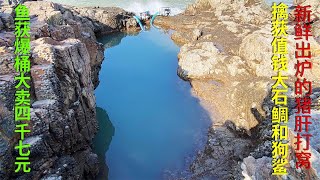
[124,1,183,15]
[48,0,295,16]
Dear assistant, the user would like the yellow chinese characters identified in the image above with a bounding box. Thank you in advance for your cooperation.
[271,2,289,175]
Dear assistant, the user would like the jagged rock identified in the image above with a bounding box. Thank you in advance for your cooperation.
[0,19,4,31]
[192,28,202,41]
[41,175,62,180]
[0,1,130,179]
[49,25,76,41]
[0,75,15,179]
[241,156,272,180]
[125,17,135,28]
[0,13,14,31]
[155,0,320,179]
[238,30,279,77]
[184,4,198,16]
[5,37,100,179]
[171,31,189,45]
[192,0,269,25]
[2,1,132,88]
[238,29,320,79]
[191,126,252,179]
[0,47,14,74]
[177,41,221,80]
[69,6,133,34]
[177,41,250,80]
[249,141,272,158]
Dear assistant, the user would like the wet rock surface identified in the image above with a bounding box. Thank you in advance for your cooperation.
[0,1,131,179]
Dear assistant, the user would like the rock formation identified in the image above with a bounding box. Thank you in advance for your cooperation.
[155,0,320,179]
[0,1,132,179]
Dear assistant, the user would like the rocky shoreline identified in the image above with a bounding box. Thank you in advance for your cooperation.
[155,0,320,179]
[1,0,320,179]
[0,1,133,179]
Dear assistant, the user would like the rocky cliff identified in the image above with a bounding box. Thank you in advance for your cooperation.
[0,1,132,179]
[155,0,320,179]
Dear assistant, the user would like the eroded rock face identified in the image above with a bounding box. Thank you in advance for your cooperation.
[178,41,250,80]
[0,1,131,179]
[178,42,223,80]
[190,123,252,179]
[1,37,99,180]
[68,6,133,34]
[195,0,269,25]
[155,0,320,179]
[27,1,131,88]
[1,1,133,88]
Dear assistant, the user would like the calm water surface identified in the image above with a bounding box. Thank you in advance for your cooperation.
[58,0,293,179]
[93,28,211,180]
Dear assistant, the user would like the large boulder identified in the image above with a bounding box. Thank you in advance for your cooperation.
[178,41,251,80]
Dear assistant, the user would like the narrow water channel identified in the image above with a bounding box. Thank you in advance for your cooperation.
[93,28,211,180]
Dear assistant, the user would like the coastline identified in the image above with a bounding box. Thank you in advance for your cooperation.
[1,0,320,179]
[155,0,320,179]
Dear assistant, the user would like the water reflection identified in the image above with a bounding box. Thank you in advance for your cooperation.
[95,28,211,180]
[98,31,139,49]
[93,107,115,180]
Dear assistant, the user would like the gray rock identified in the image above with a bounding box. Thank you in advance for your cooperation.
[241,156,272,180]
[0,13,14,30]
[41,175,62,180]
[0,19,4,31]
[190,126,252,179]
[0,1,131,179]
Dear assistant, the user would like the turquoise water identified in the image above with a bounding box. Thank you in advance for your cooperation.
[93,107,115,179]
[93,28,211,180]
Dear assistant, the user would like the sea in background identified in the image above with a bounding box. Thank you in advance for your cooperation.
[48,0,294,16]
[48,0,195,15]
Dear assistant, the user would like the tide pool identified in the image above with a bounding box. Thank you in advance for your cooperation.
[93,28,211,180]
